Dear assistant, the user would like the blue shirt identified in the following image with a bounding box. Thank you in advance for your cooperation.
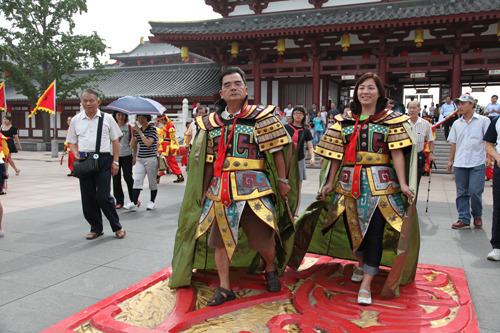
[313,117,323,131]
[440,102,457,117]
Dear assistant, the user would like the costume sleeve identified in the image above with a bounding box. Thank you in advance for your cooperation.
[314,121,344,160]
[387,122,412,150]
[255,114,290,152]
[484,117,498,143]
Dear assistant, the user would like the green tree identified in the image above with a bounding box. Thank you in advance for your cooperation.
[0,0,108,142]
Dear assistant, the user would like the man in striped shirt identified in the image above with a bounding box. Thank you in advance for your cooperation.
[407,100,435,196]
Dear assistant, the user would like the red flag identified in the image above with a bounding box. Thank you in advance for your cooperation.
[29,81,55,118]
[0,82,5,112]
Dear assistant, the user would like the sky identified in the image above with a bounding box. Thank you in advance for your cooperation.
[73,0,221,59]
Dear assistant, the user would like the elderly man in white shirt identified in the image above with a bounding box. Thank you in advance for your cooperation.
[407,100,435,196]
[67,89,126,240]
[447,93,491,230]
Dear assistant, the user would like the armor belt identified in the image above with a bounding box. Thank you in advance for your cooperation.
[344,151,390,166]
[222,157,265,171]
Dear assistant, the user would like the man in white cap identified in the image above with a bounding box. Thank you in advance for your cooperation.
[447,93,491,229]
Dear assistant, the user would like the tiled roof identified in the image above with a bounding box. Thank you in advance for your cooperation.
[5,62,221,101]
[150,0,500,36]
[110,41,182,59]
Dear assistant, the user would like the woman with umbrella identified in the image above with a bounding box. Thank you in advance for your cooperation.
[111,111,134,209]
[123,114,159,211]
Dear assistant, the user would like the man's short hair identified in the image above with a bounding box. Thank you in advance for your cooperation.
[81,88,99,100]
[197,106,206,114]
[220,67,246,87]
[409,100,421,108]
[493,95,498,99]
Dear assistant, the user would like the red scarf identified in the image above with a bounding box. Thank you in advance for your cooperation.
[344,116,370,165]
[213,117,238,178]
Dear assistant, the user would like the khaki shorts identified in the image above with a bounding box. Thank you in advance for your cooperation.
[208,204,275,252]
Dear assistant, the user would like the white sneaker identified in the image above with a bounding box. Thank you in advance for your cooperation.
[487,249,500,261]
[123,202,137,211]
[0,229,4,238]
[146,201,156,210]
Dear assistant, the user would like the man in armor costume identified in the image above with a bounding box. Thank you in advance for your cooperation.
[168,67,298,306]
[291,73,419,304]
[158,112,184,183]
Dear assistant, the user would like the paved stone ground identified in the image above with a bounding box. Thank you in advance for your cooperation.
[0,152,498,332]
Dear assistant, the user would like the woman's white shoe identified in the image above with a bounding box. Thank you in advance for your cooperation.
[358,289,372,305]
[351,267,364,282]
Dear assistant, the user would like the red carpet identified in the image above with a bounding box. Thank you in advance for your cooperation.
[44,254,479,332]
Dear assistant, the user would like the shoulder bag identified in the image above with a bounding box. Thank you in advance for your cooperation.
[73,114,105,178]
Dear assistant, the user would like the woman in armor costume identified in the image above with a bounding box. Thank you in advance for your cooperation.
[296,73,418,305]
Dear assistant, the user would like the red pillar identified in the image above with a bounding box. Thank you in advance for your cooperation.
[312,56,320,108]
[451,50,461,98]
[378,53,387,84]
[321,76,329,108]
[253,59,261,104]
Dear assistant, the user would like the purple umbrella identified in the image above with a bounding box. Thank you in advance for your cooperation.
[106,96,166,115]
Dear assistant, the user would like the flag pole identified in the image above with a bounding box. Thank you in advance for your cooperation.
[51,79,58,158]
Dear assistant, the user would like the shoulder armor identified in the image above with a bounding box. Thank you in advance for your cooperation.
[239,104,276,120]
[372,109,409,125]
[198,113,224,131]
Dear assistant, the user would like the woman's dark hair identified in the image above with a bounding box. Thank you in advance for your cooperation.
[350,72,387,116]
[137,114,152,122]
[292,105,306,126]
[112,111,128,123]
[316,110,321,117]
[3,115,12,122]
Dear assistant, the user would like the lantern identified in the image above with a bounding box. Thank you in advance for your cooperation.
[341,34,350,52]
[150,59,154,65]
[231,42,239,58]
[400,51,409,57]
[277,39,285,55]
[181,46,189,61]
[362,54,370,59]
[165,58,169,63]
[277,56,284,63]
[414,28,424,47]
[193,59,197,64]
[301,56,308,62]
[116,61,119,66]
[137,59,141,65]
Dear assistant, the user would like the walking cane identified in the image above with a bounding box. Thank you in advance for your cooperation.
[425,161,437,213]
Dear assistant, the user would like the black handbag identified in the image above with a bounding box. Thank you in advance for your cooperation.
[73,114,105,179]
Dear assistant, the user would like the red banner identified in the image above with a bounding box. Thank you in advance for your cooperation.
[29,81,55,118]
[0,82,5,112]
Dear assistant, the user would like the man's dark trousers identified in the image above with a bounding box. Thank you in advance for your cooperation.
[79,154,122,234]
[444,114,457,140]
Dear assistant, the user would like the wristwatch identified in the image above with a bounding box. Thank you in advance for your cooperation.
[429,151,434,154]
[113,161,119,166]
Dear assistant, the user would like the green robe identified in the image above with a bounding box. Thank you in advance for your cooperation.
[168,126,299,288]
[289,122,420,299]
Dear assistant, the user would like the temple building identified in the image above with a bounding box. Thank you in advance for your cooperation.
[3,40,220,141]
[149,0,500,109]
